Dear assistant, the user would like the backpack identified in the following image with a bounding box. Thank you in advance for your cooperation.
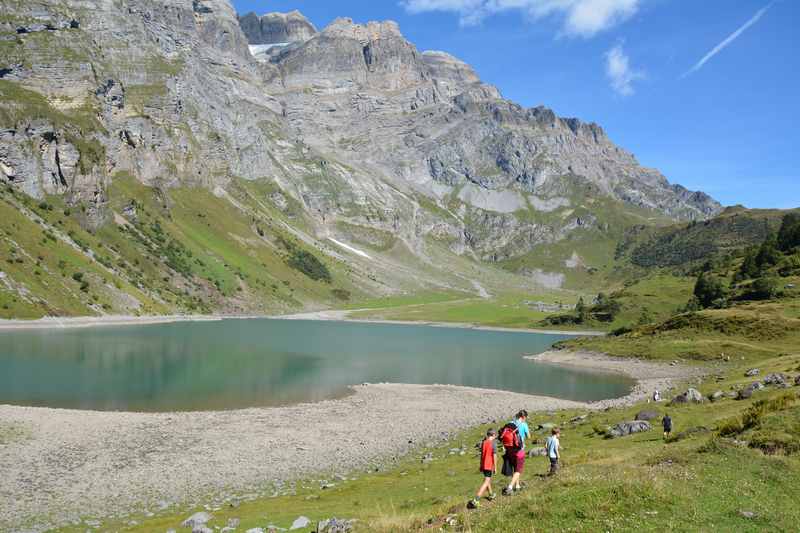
[499,422,521,449]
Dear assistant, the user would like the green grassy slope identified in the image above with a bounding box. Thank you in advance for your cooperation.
[67,297,800,531]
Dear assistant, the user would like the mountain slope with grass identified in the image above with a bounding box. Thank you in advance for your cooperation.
[0,0,723,319]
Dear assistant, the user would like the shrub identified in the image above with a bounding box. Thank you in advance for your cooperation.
[693,272,728,308]
[746,277,780,301]
[286,249,331,283]
[716,417,743,436]
[72,272,84,282]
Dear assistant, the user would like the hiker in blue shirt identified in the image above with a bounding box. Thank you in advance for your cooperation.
[503,409,529,494]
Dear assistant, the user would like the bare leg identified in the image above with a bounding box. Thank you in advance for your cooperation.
[477,477,492,498]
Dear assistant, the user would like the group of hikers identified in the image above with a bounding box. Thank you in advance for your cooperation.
[470,406,674,508]
[470,410,560,508]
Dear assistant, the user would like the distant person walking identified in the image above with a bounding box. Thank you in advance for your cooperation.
[662,413,672,439]
[469,429,497,508]
[545,427,561,475]
[502,410,530,495]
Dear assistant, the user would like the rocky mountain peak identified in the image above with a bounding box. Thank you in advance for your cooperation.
[238,9,317,45]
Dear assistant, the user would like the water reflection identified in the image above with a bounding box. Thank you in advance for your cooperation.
[0,319,633,411]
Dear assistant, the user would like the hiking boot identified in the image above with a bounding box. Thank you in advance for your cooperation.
[502,487,513,496]
[486,493,496,501]
[467,498,480,509]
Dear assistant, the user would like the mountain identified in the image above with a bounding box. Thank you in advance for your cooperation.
[0,0,721,319]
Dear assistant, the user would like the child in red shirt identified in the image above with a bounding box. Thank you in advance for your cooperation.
[469,429,497,508]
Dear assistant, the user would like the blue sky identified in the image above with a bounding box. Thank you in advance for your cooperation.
[232,0,799,209]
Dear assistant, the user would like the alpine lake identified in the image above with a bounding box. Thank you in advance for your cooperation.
[0,318,633,411]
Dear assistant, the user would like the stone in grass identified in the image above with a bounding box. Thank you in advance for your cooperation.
[737,388,754,400]
[745,368,760,377]
[245,529,265,533]
[634,410,660,421]
[182,512,212,529]
[709,390,725,402]
[317,517,355,533]
[290,516,311,530]
[528,447,547,457]
[738,510,758,519]
[608,420,651,438]
[670,388,704,405]
[762,373,788,386]
[193,528,212,533]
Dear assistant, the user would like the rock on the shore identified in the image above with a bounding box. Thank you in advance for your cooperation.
[635,410,659,421]
[182,512,212,529]
[670,388,704,405]
[608,421,651,438]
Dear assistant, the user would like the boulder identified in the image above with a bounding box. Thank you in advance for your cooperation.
[317,518,355,533]
[745,368,760,377]
[709,390,725,402]
[763,373,787,386]
[670,388,704,405]
[608,420,651,438]
[182,512,212,529]
[737,388,753,400]
[635,410,659,421]
[290,516,311,530]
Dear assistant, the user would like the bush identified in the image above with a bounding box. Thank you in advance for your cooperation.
[287,249,331,283]
[716,417,744,436]
[72,272,84,282]
[746,276,780,300]
[694,273,728,308]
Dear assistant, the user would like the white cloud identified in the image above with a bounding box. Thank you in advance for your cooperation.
[401,0,639,37]
[683,2,773,77]
[605,42,643,96]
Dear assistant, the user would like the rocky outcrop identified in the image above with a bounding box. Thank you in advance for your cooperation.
[0,1,721,300]
[238,10,317,45]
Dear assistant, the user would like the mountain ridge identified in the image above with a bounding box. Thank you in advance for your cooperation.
[0,0,724,318]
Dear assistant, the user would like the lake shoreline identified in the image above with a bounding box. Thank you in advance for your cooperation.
[0,310,605,336]
[0,352,698,531]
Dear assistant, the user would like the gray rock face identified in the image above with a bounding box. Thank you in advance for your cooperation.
[608,420,651,438]
[0,1,722,300]
[238,10,317,45]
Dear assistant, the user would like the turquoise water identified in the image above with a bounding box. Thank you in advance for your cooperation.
[0,318,632,411]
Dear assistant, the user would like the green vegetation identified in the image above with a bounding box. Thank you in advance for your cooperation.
[80,326,800,532]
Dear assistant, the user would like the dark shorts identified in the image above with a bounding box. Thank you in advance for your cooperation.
[514,451,526,474]
[501,450,517,477]
[482,469,493,478]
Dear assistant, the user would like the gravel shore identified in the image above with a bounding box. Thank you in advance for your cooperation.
[0,351,699,531]
[528,350,707,409]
